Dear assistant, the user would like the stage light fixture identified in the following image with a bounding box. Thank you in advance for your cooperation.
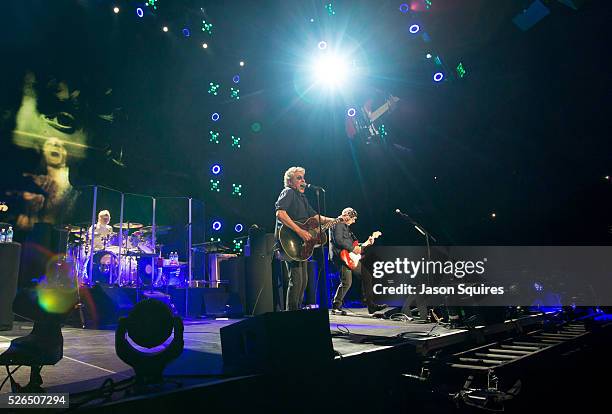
[318,41,328,50]
[202,20,213,35]
[231,135,241,148]
[234,224,244,233]
[232,75,240,84]
[211,164,222,175]
[409,24,420,34]
[145,0,158,11]
[426,53,432,59]
[182,28,190,37]
[136,7,144,17]
[210,179,220,192]
[456,62,467,78]
[325,3,336,16]
[251,122,262,133]
[208,82,220,95]
[310,18,315,23]
[399,3,410,13]
[162,26,169,32]
[232,184,243,197]
[115,299,183,386]
[211,112,220,121]
[239,61,245,67]
[491,212,497,219]
[113,6,120,14]
[209,130,220,144]
[433,72,444,82]
[347,107,356,117]
[212,221,222,231]
[202,43,209,49]
[230,88,240,100]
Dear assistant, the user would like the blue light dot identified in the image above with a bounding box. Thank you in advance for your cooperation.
[211,112,220,121]
[433,72,444,82]
[136,7,144,18]
[211,164,222,175]
[347,107,356,117]
[212,221,222,231]
[409,24,420,34]
[234,224,243,233]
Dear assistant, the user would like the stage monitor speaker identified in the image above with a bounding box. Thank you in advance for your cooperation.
[220,309,334,374]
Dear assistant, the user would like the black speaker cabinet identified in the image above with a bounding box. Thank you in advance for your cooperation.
[220,309,334,374]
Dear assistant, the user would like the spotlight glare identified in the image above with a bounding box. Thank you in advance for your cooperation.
[211,112,220,121]
[136,7,144,17]
[409,24,420,34]
[113,6,120,14]
[162,26,169,32]
[318,41,327,50]
[202,43,208,49]
[312,54,349,88]
[347,107,356,117]
[211,164,222,175]
[433,72,444,82]
[212,221,222,231]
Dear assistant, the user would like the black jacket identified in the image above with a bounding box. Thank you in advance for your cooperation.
[331,222,356,260]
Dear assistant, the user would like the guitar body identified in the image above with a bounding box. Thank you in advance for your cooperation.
[340,241,360,270]
[339,231,382,270]
[278,217,329,261]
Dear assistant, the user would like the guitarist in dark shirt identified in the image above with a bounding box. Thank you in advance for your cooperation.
[331,208,385,315]
[275,166,336,311]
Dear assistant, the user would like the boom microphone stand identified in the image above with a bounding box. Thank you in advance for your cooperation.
[313,187,328,311]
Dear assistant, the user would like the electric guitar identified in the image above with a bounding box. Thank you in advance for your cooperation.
[279,210,356,262]
[340,231,382,270]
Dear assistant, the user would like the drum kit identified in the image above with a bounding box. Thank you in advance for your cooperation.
[57,222,175,287]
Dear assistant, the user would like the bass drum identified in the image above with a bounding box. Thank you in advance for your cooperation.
[82,250,118,285]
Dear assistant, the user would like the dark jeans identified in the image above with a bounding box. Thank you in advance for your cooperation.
[332,262,375,309]
[285,260,308,311]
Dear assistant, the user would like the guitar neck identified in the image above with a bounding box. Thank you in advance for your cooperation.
[320,217,344,232]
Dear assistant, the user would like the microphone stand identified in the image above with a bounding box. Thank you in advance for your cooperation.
[397,210,438,322]
[313,188,328,311]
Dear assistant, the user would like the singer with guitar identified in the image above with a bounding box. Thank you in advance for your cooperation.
[275,166,340,311]
[331,208,386,315]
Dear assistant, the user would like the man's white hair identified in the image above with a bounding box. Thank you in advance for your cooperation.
[283,166,305,188]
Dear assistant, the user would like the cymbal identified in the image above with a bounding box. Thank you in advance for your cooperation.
[139,225,171,234]
[113,222,143,229]
[55,224,88,233]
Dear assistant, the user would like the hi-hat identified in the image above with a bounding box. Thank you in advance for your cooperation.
[113,223,143,229]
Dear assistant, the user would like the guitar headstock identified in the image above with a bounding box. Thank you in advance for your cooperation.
[0,202,8,213]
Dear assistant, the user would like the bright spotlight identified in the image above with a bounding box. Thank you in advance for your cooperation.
[426,53,432,59]
[318,41,327,50]
[211,112,220,121]
[239,61,245,67]
[113,6,120,14]
[312,54,349,88]
[202,43,208,49]
[162,26,169,32]
[409,24,420,34]
[211,164,222,175]
[347,107,356,117]
[136,7,144,18]
[433,72,444,82]
[212,221,222,231]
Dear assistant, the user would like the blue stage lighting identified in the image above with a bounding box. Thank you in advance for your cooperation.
[234,224,243,233]
[136,7,144,18]
[211,112,220,121]
[347,107,356,117]
[232,75,240,84]
[433,72,444,82]
[312,54,350,89]
[211,164,222,175]
[212,221,222,231]
[399,3,410,13]
[318,41,327,50]
[409,24,420,34]
[182,28,191,37]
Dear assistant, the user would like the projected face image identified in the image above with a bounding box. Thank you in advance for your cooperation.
[42,137,68,168]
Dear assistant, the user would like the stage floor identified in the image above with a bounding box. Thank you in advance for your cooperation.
[0,309,544,395]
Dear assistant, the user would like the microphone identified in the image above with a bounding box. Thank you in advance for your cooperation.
[395,209,407,216]
[307,184,326,192]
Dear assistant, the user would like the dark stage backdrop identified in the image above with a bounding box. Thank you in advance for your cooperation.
[1,0,610,251]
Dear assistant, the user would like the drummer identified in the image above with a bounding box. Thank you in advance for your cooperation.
[88,209,114,250]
